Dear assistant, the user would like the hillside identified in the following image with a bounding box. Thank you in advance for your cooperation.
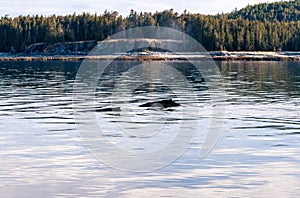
[228,0,300,22]
[0,0,299,53]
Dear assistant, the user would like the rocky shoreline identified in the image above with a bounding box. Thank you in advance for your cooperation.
[0,51,299,61]
[1,40,299,61]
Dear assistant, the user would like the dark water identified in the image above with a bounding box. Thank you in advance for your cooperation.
[0,61,299,197]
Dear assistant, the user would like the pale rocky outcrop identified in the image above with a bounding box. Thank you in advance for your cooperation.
[25,40,97,54]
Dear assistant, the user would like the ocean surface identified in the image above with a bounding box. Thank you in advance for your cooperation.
[0,60,299,197]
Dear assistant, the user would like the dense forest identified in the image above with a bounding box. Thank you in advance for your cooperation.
[0,0,299,52]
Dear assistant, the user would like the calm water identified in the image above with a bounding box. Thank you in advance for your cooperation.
[0,60,299,197]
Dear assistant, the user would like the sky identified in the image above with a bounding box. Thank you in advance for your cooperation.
[0,0,283,17]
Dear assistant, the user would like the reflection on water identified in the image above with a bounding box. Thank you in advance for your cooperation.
[0,61,299,197]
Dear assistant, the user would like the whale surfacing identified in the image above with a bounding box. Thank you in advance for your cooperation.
[139,99,180,108]
[95,107,121,112]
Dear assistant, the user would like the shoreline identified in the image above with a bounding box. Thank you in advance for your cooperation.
[0,51,299,61]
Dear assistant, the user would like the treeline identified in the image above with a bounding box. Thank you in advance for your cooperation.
[0,0,299,52]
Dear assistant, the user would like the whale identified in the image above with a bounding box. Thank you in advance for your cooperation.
[96,99,180,115]
[95,107,121,113]
[139,99,180,108]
